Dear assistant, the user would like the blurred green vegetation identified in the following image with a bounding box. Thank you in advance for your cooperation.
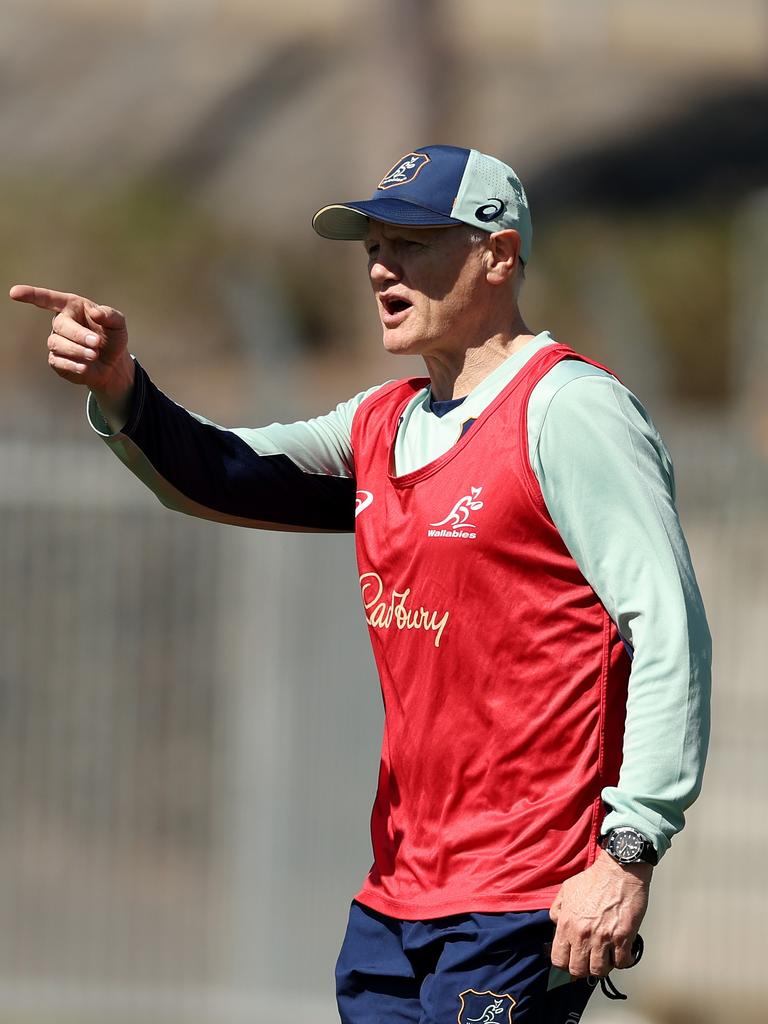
[527,205,732,403]
[2,174,738,417]
[2,175,229,370]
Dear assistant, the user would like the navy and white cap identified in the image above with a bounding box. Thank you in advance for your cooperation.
[312,144,532,263]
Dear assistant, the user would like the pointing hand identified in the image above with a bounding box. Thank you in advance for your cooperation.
[10,284,135,429]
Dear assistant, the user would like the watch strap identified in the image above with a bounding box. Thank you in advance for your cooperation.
[601,827,658,865]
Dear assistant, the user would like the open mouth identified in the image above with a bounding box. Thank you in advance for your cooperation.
[380,294,415,321]
[381,294,412,317]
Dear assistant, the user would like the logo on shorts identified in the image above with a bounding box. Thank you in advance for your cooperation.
[355,490,374,517]
[458,989,516,1024]
[378,152,430,189]
[427,485,484,539]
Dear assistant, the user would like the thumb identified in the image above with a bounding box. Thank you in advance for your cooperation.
[89,304,126,330]
[549,892,562,923]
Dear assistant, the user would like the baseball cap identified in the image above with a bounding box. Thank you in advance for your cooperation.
[312,144,532,263]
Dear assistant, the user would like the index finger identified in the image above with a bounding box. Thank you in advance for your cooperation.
[9,284,81,313]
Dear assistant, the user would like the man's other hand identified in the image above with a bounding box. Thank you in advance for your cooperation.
[10,284,135,431]
[549,849,652,979]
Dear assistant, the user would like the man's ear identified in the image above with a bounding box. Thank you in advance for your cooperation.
[486,229,521,285]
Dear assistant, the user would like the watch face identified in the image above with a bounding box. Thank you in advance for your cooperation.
[611,829,644,861]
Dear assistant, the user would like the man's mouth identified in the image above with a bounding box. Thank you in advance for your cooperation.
[380,294,413,326]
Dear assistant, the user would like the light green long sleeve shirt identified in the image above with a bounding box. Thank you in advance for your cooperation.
[89,331,711,859]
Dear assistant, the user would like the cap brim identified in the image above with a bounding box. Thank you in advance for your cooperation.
[312,198,463,240]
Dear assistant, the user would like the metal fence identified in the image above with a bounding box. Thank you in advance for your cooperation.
[0,405,764,1024]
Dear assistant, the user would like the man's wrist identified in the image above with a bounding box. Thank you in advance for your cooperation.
[595,848,654,882]
[92,355,136,433]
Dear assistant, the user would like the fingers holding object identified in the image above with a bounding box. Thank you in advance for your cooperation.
[611,938,635,970]
[588,942,613,979]
[553,947,590,981]
[551,929,608,980]
[549,932,572,974]
[566,942,591,980]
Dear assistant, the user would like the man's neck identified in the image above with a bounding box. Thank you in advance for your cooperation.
[424,323,536,401]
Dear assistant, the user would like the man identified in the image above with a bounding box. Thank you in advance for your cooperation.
[11,144,711,1023]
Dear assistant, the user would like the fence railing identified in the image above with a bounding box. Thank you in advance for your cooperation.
[0,419,764,1023]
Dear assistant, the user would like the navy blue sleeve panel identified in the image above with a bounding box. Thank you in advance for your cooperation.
[98,361,358,532]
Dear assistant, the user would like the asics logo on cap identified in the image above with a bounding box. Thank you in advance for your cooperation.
[475,199,506,222]
[311,144,532,263]
[378,152,431,190]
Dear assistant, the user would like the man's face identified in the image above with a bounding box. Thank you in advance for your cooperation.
[363,222,489,356]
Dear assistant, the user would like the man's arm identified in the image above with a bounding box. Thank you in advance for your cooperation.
[87,360,382,531]
[528,364,712,978]
[10,283,382,532]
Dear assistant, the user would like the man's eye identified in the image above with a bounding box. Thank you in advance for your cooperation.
[366,247,379,259]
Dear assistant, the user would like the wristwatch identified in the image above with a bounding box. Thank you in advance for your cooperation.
[601,827,658,866]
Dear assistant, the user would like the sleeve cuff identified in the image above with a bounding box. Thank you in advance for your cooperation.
[86,357,146,438]
[600,805,669,862]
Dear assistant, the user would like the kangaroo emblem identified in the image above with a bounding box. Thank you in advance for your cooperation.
[378,152,431,189]
[467,998,506,1022]
[430,486,484,530]
[458,989,516,1024]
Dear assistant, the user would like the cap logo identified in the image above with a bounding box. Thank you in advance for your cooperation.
[378,152,431,190]
[475,198,506,222]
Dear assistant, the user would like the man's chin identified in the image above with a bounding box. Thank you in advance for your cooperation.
[381,325,423,355]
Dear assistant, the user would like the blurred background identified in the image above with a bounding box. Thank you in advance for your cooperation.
[1,1,766,1022]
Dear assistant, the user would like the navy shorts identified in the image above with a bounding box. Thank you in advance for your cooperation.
[335,901,596,1023]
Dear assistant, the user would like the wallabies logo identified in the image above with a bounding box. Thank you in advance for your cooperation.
[458,989,516,1023]
[378,152,431,189]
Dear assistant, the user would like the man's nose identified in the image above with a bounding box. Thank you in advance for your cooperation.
[369,253,401,285]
